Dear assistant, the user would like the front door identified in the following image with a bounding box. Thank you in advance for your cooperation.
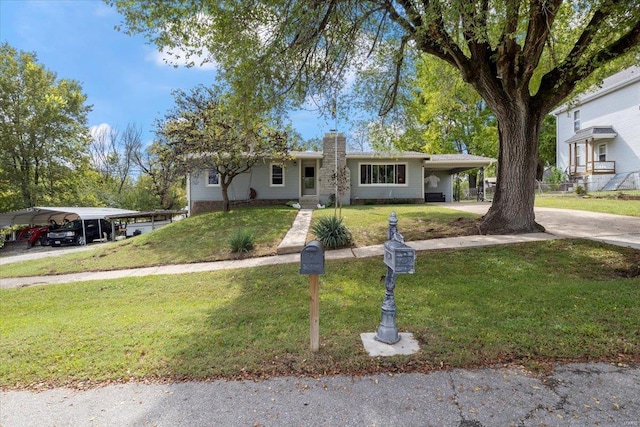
[302,161,316,196]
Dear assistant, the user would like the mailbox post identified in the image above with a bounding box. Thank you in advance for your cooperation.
[300,240,325,351]
[375,212,415,345]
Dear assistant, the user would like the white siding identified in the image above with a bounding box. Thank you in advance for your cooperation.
[556,72,640,175]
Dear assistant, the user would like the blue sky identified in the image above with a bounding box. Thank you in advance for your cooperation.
[0,0,334,145]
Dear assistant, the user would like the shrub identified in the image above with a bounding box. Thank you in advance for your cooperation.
[311,215,352,249]
[228,228,255,253]
[575,185,587,196]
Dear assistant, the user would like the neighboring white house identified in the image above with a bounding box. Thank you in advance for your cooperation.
[553,66,640,192]
[187,133,495,214]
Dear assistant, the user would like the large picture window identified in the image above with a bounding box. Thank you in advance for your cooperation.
[207,168,220,186]
[270,163,284,186]
[360,163,407,185]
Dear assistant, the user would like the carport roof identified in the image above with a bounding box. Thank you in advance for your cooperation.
[0,207,139,228]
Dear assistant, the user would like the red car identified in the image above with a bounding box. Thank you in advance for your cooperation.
[17,226,50,248]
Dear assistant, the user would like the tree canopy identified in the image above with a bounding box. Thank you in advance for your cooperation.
[158,85,290,211]
[109,0,640,232]
[0,43,93,211]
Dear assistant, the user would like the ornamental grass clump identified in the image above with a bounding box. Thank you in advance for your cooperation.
[229,228,255,253]
[311,215,352,249]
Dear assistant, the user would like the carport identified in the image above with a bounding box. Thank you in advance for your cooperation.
[0,207,139,244]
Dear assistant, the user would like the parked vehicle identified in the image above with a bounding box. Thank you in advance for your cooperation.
[48,219,112,246]
[17,226,50,248]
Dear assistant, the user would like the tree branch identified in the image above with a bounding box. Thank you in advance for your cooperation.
[537,5,640,111]
[520,0,562,87]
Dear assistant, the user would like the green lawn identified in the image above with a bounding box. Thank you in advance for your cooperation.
[2,239,638,390]
[535,194,640,216]
[311,205,480,246]
[1,205,479,278]
[0,206,298,278]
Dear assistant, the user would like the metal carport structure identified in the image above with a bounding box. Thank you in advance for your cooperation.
[0,207,139,244]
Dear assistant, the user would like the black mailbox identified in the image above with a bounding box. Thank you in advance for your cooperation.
[300,240,325,275]
[383,240,415,274]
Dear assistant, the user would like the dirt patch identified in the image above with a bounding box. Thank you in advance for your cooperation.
[613,252,640,278]
[593,193,640,201]
[405,217,482,241]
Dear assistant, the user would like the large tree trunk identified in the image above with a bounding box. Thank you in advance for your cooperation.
[479,104,545,234]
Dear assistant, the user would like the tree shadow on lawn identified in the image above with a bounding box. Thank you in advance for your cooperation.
[161,240,640,381]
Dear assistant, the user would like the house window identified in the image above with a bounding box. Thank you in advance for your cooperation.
[576,146,583,166]
[270,163,284,186]
[359,163,407,185]
[206,168,220,186]
[598,144,607,161]
[573,110,580,132]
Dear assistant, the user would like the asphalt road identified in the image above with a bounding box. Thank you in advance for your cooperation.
[2,363,639,426]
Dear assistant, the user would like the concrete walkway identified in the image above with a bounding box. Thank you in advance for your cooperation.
[276,208,313,255]
[2,205,640,426]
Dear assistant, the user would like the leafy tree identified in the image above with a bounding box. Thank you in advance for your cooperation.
[404,56,498,158]
[158,85,290,212]
[133,138,186,210]
[0,43,92,210]
[109,1,640,233]
[537,115,557,181]
[119,174,186,212]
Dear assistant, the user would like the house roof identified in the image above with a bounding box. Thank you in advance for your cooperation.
[0,207,139,228]
[552,66,640,114]
[423,154,496,174]
[346,151,429,159]
[565,126,617,144]
[290,150,495,174]
[289,151,324,159]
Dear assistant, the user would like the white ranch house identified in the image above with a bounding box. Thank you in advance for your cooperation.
[553,65,640,192]
[187,133,495,214]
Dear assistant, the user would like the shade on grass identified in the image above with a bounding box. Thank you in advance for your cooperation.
[1,239,638,389]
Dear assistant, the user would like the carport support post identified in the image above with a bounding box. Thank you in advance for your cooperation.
[309,273,320,351]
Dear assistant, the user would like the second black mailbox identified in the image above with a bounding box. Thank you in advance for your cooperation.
[383,239,415,274]
[300,240,325,275]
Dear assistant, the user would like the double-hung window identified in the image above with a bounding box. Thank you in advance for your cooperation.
[359,163,407,185]
[598,144,607,162]
[573,110,581,132]
[270,163,284,186]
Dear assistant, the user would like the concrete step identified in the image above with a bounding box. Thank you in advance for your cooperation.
[299,197,319,209]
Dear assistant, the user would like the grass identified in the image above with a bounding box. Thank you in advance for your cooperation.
[310,205,480,246]
[1,205,479,278]
[535,193,640,216]
[0,206,298,278]
[1,239,638,390]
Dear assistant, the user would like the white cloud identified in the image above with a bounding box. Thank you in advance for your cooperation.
[89,123,112,139]
[145,48,218,71]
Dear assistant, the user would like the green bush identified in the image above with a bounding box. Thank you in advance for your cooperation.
[228,228,255,253]
[575,185,587,196]
[311,215,352,249]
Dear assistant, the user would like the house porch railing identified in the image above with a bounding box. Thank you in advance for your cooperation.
[569,161,615,177]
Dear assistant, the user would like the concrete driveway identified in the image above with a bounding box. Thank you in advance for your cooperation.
[446,203,640,249]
